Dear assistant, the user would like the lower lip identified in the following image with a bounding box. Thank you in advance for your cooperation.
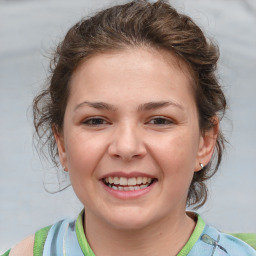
[101,181,156,199]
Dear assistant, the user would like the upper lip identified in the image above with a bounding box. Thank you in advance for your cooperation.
[100,171,156,179]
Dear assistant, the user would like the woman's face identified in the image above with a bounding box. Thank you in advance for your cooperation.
[56,48,215,230]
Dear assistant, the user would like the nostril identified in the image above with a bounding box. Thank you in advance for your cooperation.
[110,153,144,161]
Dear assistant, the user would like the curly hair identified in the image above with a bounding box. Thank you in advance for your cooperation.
[33,0,226,208]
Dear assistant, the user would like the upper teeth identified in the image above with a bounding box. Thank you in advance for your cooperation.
[104,177,152,186]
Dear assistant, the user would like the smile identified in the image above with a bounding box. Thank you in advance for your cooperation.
[103,176,156,191]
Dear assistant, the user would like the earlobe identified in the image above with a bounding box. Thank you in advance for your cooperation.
[53,126,67,171]
[195,117,219,172]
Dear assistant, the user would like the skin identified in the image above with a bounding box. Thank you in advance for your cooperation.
[55,47,217,255]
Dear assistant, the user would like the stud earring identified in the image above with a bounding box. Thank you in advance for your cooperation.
[199,163,204,169]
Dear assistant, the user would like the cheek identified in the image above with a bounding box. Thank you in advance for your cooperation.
[150,132,198,177]
[65,133,106,179]
[65,137,103,204]
[156,131,197,156]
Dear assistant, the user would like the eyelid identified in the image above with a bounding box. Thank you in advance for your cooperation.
[81,116,174,126]
[147,116,174,125]
[82,116,110,126]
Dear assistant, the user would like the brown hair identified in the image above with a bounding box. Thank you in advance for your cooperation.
[33,0,226,208]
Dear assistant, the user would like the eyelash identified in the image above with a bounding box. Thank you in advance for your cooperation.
[82,116,173,127]
[82,117,109,126]
[147,117,174,126]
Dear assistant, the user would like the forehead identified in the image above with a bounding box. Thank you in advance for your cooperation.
[68,47,196,107]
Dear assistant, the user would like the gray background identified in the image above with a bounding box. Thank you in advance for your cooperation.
[0,0,256,253]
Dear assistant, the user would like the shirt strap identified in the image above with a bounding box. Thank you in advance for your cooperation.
[75,210,95,256]
[1,249,11,256]
[33,225,52,256]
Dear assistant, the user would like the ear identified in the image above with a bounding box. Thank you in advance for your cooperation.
[53,125,68,171]
[195,116,219,172]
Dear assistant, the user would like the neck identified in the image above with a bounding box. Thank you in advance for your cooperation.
[84,210,196,256]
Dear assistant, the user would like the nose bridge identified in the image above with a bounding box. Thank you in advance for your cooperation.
[108,119,146,160]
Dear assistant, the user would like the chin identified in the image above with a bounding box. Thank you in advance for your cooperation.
[103,208,157,231]
[109,218,150,231]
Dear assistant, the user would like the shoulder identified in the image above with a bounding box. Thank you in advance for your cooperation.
[229,233,256,250]
[221,232,256,253]
[9,234,34,256]
[202,224,256,255]
[191,214,256,255]
[5,224,52,256]
[2,213,84,256]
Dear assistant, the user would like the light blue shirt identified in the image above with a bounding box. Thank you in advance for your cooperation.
[41,213,256,256]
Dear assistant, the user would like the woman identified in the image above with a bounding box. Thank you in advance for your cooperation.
[4,1,256,255]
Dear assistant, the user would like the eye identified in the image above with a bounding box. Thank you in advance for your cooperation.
[82,117,109,126]
[148,117,174,125]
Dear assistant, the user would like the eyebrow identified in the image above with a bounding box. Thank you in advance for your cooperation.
[137,101,184,112]
[74,101,184,112]
[74,101,117,111]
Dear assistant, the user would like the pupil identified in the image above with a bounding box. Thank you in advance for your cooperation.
[92,119,102,125]
[155,118,165,124]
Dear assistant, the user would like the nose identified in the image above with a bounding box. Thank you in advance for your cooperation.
[108,122,147,161]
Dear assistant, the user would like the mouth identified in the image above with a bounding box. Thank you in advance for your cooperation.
[102,176,157,191]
